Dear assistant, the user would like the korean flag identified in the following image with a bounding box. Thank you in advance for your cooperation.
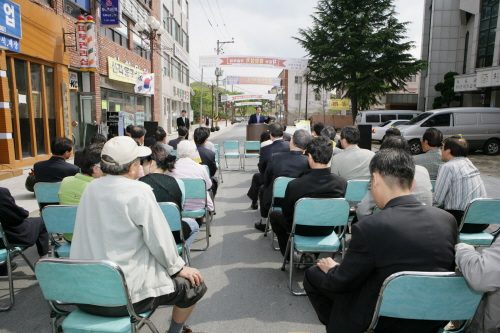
[134,73,155,95]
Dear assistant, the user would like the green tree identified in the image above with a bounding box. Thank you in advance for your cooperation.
[294,0,427,120]
[433,71,461,109]
[190,88,213,121]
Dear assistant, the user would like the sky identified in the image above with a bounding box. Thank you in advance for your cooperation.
[187,0,425,94]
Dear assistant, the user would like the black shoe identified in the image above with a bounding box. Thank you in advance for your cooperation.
[0,262,18,276]
[251,201,258,210]
[254,222,266,232]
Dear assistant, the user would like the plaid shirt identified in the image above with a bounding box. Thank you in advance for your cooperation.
[413,148,444,180]
[433,157,486,211]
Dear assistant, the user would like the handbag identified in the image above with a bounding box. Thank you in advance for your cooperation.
[25,169,36,192]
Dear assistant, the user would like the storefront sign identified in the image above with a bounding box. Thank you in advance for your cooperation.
[108,56,144,84]
[475,67,500,88]
[174,43,189,65]
[173,86,190,100]
[227,76,281,86]
[0,0,21,39]
[0,34,18,52]
[225,94,276,101]
[200,55,309,71]
[454,74,478,92]
[329,99,350,110]
[62,83,71,138]
[69,72,78,90]
[100,0,120,28]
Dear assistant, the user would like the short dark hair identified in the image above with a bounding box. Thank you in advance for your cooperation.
[130,126,146,139]
[181,110,187,114]
[260,131,270,143]
[144,136,156,147]
[320,126,337,141]
[256,106,262,111]
[268,122,284,138]
[194,127,209,144]
[81,144,103,176]
[341,126,360,144]
[313,122,325,135]
[125,124,134,135]
[142,144,176,172]
[154,127,167,142]
[177,126,188,137]
[90,133,107,145]
[306,136,333,164]
[51,137,73,155]
[293,129,312,150]
[443,137,468,157]
[369,149,415,190]
[384,127,401,138]
[423,128,443,148]
[380,136,409,152]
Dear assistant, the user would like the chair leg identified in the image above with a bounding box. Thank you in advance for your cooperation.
[190,211,211,252]
[0,256,15,311]
[270,230,280,251]
[280,237,291,271]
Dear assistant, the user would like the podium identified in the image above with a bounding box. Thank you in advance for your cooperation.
[246,123,268,142]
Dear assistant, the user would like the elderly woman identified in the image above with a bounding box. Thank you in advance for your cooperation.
[168,141,215,213]
[139,144,199,249]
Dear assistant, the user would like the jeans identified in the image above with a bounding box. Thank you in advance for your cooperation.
[183,218,199,249]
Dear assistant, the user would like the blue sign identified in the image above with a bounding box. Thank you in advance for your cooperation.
[0,0,21,39]
[100,0,120,28]
[0,33,20,52]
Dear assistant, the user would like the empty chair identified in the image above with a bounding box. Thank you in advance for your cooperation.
[345,179,370,204]
[458,198,500,247]
[34,182,61,211]
[367,271,484,333]
[158,202,191,265]
[214,144,223,183]
[41,205,78,258]
[242,141,261,169]
[223,141,241,170]
[36,258,159,333]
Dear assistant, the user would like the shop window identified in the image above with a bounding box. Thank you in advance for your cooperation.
[171,59,181,82]
[45,66,56,142]
[100,27,129,48]
[14,59,32,158]
[70,0,90,11]
[477,0,499,68]
[31,63,46,155]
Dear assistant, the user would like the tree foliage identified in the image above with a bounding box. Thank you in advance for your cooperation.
[294,0,427,120]
[433,71,461,109]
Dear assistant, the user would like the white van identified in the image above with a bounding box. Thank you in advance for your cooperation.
[355,110,422,126]
[399,107,500,155]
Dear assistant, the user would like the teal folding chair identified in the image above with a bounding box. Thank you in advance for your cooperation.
[214,144,223,183]
[458,198,500,247]
[41,205,78,258]
[180,178,212,251]
[366,271,484,333]
[430,179,436,193]
[173,150,178,160]
[345,179,370,203]
[34,182,61,211]
[263,177,295,251]
[223,141,241,170]
[242,141,260,169]
[158,202,191,266]
[0,224,35,311]
[36,258,159,333]
[280,198,350,295]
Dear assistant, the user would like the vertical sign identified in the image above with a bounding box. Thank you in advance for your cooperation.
[100,0,120,28]
[75,15,88,70]
[85,15,98,71]
[61,83,71,139]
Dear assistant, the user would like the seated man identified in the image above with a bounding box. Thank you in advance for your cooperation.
[455,238,500,332]
[130,126,147,146]
[413,128,444,180]
[331,126,374,180]
[34,137,79,183]
[194,127,218,196]
[0,187,49,274]
[433,136,487,233]
[70,137,206,333]
[74,133,107,168]
[254,129,311,231]
[320,125,341,157]
[269,136,347,256]
[154,126,174,155]
[304,148,457,333]
[169,126,188,150]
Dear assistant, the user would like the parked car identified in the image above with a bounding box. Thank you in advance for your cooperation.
[399,107,500,155]
[371,120,409,142]
[355,110,421,127]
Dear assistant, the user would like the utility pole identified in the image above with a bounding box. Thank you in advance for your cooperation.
[199,68,203,127]
[211,83,215,130]
[215,39,234,127]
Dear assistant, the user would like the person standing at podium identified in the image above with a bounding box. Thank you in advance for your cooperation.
[248,107,269,125]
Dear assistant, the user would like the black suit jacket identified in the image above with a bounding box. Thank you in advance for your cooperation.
[257,139,290,174]
[324,195,457,333]
[168,137,185,150]
[34,156,79,183]
[0,187,29,229]
[248,113,269,125]
[177,117,190,129]
[196,144,217,177]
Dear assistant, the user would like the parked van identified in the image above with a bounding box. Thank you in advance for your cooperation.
[398,107,500,155]
[355,110,422,126]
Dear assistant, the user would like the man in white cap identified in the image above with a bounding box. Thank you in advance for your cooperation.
[70,136,206,333]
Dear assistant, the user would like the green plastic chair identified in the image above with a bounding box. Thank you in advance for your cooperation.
[242,141,260,169]
[34,182,61,211]
[430,179,436,193]
[366,271,483,333]
[280,198,350,295]
[223,141,241,170]
[158,202,191,266]
[41,205,78,258]
[345,179,370,203]
[36,258,159,333]
[458,198,500,247]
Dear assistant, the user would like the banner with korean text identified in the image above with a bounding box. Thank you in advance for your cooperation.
[200,55,308,71]
[235,102,262,106]
[108,57,145,84]
[330,99,350,110]
[226,94,276,101]
[227,76,281,86]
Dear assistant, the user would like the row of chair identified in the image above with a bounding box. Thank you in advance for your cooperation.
[222,141,261,170]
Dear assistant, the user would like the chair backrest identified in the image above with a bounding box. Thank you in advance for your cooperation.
[41,205,78,234]
[244,141,260,151]
[223,141,239,152]
[214,144,220,154]
[369,271,484,329]
[345,180,370,202]
[36,259,131,307]
[460,198,500,229]
[180,178,207,200]
[173,150,178,157]
[272,177,295,200]
[430,179,436,193]
[34,182,61,205]
[158,202,182,233]
[203,165,210,177]
[293,198,350,228]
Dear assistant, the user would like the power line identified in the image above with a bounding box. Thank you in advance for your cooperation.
[215,0,231,38]
[197,0,223,40]
[205,0,228,39]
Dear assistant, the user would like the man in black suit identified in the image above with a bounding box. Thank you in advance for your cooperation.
[74,133,107,168]
[282,125,292,142]
[194,127,218,195]
[168,126,188,150]
[0,187,49,274]
[177,110,190,140]
[34,137,80,183]
[248,106,269,125]
[304,148,457,333]
[269,137,347,254]
[254,129,311,231]
[247,122,290,209]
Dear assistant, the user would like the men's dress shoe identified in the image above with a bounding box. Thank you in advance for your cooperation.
[181,325,205,333]
[254,222,266,232]
[251,201,258,210]
[0,262,18,276]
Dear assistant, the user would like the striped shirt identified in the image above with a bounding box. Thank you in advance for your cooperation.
[433,157,486,211]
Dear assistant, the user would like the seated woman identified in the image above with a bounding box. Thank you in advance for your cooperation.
[139,144,199,249]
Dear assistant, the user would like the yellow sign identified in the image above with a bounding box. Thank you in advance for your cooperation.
[329,99,350,110]
[107,57,145,84]
[215,115,220,121]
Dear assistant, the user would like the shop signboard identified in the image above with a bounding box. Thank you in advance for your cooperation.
[0,34,18,52]
[100,0,120,28]
[0,0,22,39]
[329,99,350,110]
[174,43,189,65]
[108,56,144,84]
[69,72,78,90]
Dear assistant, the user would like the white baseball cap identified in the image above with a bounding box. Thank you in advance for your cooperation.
[101,136,151,166]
